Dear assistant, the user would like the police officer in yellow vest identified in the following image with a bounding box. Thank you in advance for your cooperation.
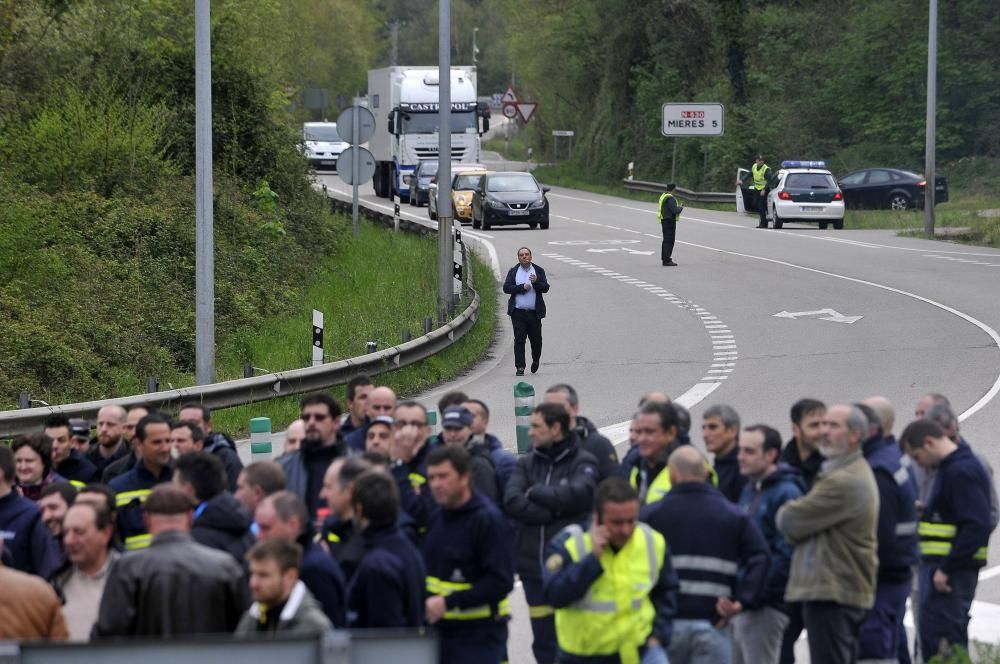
[657,184,683,267]
[544,477,678,664]
[739,155,774,229]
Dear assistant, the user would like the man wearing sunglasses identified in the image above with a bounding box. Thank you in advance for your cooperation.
[280,393,348,519]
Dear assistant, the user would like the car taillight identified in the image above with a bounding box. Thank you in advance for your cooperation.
[833,191,842,201]
[778,191,792,200]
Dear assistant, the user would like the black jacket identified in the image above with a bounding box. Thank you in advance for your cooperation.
[300,534,347,628]
[101,450,138,484]
[191,493,255,564]
[502,433,599,576]
[780,439,823,491]
[203,433,244,493]
[503,263,549,318]
[347,524,426,628]
[574,415,621,482]
[92,530,249,637]
[55,450,99,485]
[322,515,365,582]
[86,439,129,474]
[713,446,747,503]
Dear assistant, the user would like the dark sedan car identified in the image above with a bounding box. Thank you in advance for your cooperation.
[471,172,550,230]
[404,160,438,207]
[837,168,948,210]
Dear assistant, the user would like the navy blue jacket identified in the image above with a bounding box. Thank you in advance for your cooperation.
[347,524,426,628]
[55,450,100,485]
[503,263,549,318]
[0,490,63,579]
[421,492,514,639]
[481,433,517,494]
[190,492,255,565]
[202,433,244,493]
[863,436,919,582]
[575,416,621,482]
[322,515,365,582]
[924,444,993,573]
[391,438,436,538]
[344,421,369,453]
[300,534,347,628]
[108,461,173,546]
[737,464,804,608]
[86,440,129,474]
[279,440,348,517]
[714,446,746,503]
[780,439,823,491]
[641,482,769,622]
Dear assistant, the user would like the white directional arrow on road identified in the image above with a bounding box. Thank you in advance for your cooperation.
[586,248,619,253]
[621,247,655,255]
[773,309,864,324]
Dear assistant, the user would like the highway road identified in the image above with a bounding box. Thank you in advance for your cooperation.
[312,161,1000,661]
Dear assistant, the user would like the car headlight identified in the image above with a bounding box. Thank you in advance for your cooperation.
[487,197,506,209]
[529,197,546,209]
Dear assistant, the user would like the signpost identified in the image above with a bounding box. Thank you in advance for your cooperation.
[552,130,574,161]
[337,105,376,237]
[660,103,725,137]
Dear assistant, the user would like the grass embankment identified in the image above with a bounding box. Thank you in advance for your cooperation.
[211,220,497,436]
[484,135,532,162]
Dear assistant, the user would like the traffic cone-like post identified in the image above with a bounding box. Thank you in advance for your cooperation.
[627,161,635,181]
[250,417,273,460]
[514,382,535,454]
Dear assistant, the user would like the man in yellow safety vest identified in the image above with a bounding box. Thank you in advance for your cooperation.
[657,184,683,266]
[544,476,678,664]
[739,155,774,229]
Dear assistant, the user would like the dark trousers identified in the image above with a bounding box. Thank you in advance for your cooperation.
[858,577,911,660]
[919,564,978,658]
[660,219,676,262]
[511,309,542,370]
[521,572,557,664]
[755,188,768,226]
[439,627,507,664]
[779,602,804,663]
[802,601,866,664]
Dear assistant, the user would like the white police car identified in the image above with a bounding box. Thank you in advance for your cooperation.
[765,160,845,229]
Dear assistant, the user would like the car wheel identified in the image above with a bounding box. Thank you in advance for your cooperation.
[833,218,844,230]
[819,221,829,230]
[772,205,783,229]
[430,206,437,221]
[529,222,538,229]
[471,213,480,229]
[482,217,491,231]
[888,192,911,210]
[541,218,549,230]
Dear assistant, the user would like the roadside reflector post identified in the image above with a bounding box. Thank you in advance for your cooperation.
[250,417,272,460]
[514,381,535,454]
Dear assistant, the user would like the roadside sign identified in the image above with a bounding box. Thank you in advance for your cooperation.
[516,102,537,123]
[501,103,518,119]
[501,86,519,104]
[552,130,574,137]
[336,105,376,144]
[661,103,725,137]
[337,146,376,186]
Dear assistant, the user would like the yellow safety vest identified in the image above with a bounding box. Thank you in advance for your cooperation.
[657,193,675,224]
[425,576,511,621]
[629,461,719,505]
[555,522,666,664]
[751,163,769,190]
[918,521,988,561]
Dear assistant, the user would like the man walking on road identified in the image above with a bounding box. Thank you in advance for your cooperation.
[658,183,683,266]
[776,404,879,664]
[502,246,549,376]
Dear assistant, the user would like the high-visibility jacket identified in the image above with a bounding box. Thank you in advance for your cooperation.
[657,193,677,224]
[108,462,172,551]
[550,522,667,664]
[628,458,718,505]
[751,163,771,190]
[426,576,512,621]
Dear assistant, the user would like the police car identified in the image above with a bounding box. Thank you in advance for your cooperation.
[766,160,845,229]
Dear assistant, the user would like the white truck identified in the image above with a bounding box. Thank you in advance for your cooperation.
[367,66,489,203]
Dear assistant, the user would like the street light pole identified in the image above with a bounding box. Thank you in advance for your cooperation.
[923,0,938,236]
[437,0,454,323]
[194,0,215,384]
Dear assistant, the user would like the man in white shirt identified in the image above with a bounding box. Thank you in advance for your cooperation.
[501,247,551,376]
[54,502,119,640]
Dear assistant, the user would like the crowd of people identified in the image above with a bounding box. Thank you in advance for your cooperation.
[0,374,994,664]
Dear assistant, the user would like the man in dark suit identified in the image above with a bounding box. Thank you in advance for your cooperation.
[502,247,550,376]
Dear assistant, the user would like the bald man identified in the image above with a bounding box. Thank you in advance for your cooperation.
[87,405,129,473]
[862,396,896,442]
[343,386,398,453]
[641,446,769,663]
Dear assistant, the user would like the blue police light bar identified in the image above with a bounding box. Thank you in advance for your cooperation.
[781,160,827,169]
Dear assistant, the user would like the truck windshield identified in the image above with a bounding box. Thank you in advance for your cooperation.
[401,111,477,134]
[304,125,340,141]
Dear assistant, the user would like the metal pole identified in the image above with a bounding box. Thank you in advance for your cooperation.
[473,27,479,66]
[671,139,678,183]
[352,104,360,237]
[437,0,453,323]
[389,20,400,67]
[923,0,938,236]
[194,0,215,385]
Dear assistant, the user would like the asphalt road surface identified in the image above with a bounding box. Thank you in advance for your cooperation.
[302,163,1000,662]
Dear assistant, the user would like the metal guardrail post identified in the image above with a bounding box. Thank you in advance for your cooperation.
[243,362,254,379]
[146,377,159,393]
[424,317,433,334]
[18,392,30,409]
[366,341,377,354]
[402,329,412,343]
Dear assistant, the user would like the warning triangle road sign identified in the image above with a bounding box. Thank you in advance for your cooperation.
[501,87,519,104]
[516,102,537,123]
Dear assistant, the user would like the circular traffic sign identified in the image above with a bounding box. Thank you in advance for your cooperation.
[501,103,518,119]
[336,105,376,145]
[337,146,376,186]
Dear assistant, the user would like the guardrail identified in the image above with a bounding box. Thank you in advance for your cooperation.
[622,178,734,204]
[0,197,482,438]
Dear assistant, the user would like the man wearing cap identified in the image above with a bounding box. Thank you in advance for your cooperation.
[364,416,395,458]
[69,419,92,454]
[739,155,774,229]
[658,183,683,266]
[441,406,501,504]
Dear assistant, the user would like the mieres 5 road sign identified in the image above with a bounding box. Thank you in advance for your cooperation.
[661,103,725,137]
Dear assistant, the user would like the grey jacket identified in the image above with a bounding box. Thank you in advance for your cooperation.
[235,580,333,636]
[777,450,879,609]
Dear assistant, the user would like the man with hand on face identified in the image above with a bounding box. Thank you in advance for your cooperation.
[236,539,332,636]
[422,445,514,664]
[545,477,678,664]
[387,401,436,535]
[108,413,174,551]
[279,393,348,519]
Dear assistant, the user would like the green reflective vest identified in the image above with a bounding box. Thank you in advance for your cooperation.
[918,521,988,561]
[657,192,675,224]
[751,163,770,190]
[555,522,666,664]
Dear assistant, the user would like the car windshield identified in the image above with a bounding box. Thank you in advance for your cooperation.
[401,111,478,134]
[785,173,836,189]
[304,125,340,142]
[417,162,439,176]
[487,175,539,193]
[453,174,483,189]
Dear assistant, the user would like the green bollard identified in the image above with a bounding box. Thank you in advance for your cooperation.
[514,382,535,455]
[250,417,273,460]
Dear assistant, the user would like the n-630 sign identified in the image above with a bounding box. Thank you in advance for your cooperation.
[661,103,724,137]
